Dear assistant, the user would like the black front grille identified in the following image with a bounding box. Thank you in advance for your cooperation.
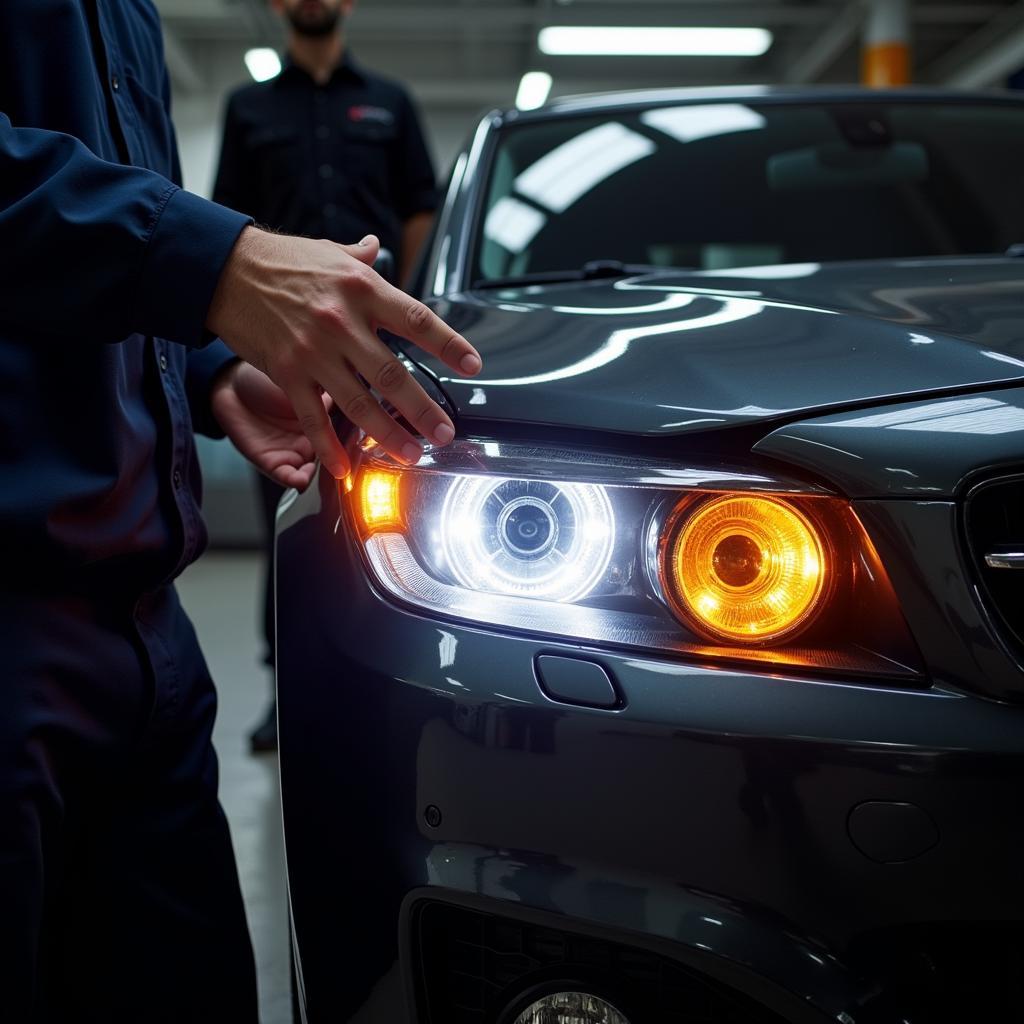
[412,901,786,1024]
[965,473,1024,660]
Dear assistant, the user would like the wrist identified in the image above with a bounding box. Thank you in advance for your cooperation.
[206,225,262,341]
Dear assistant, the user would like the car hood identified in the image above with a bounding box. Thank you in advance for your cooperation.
[415,258,1024,436]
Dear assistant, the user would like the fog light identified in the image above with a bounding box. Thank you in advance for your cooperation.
[510,991,629,1024]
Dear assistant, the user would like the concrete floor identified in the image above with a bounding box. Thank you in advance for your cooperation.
[178,551,291,1024]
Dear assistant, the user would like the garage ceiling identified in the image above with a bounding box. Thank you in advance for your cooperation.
[153,0,1024,108]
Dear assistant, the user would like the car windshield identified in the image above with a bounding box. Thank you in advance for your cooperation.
[473,100,1024,283]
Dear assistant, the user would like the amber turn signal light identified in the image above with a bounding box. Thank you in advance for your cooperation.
[357,468,403,534]
[663,494,827,644]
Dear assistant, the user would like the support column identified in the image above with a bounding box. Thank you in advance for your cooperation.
[862,0,910,87]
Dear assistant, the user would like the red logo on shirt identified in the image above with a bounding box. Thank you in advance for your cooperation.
[349,105,394,126]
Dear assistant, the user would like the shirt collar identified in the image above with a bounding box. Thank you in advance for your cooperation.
[280,49,367,86]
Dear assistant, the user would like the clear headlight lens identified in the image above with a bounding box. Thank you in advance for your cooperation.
[441,477,615,602]
[348,441,922,678]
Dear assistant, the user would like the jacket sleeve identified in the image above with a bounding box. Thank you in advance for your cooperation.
[185,338,238,439]
[0,111,250,349]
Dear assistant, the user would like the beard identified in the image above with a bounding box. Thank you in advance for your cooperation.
[286,1,343,38]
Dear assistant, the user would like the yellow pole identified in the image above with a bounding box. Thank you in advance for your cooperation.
[862,0,910,87]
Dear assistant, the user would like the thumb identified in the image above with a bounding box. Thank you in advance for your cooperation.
[342,234,380,267]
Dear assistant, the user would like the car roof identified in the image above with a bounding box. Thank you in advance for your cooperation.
[500,84,1024,125]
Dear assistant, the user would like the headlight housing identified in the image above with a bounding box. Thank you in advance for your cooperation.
[348,440,921,679]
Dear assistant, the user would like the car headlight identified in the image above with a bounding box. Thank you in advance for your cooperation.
[441,476,615,602]
[349,441,921,679]
[663,493,828,643]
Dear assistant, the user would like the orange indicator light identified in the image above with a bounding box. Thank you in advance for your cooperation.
[665,494,827,644]
[358,469,403,533]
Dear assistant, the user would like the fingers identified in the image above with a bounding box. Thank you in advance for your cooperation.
[351,349,455,447]
[371,283,482,377]
[273,462,316,491]
[326,369,426,466]
[288,382,350,479]
[340,234,380,268]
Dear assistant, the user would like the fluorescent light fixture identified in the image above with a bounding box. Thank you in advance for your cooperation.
[641,103,765,143]
[516,71,553,110]
[244,48,282,82]
[538,26,773,57]
[514,122,655,213]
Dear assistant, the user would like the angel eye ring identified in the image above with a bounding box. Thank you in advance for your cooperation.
[440,476,615,602]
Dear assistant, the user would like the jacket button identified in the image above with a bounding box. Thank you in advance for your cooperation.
[111,74,120,92]
[159,353,168,372]
[172,469,182,490]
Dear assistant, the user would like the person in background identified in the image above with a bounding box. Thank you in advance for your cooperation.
[0,1,479,1017]
[214,0,438,752]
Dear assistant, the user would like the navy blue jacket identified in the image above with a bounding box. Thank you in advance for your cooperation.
[0,0,251,595]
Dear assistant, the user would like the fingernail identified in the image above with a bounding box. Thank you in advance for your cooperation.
[358,235,373,247]
[460,353,482,375]
[402,443,423,464]
[433,423,455,445]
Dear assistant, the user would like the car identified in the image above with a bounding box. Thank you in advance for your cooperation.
[276,86,1024,1024]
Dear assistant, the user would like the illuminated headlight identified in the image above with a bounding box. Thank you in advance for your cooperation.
[348,440,922,677]
[441,477,615,602]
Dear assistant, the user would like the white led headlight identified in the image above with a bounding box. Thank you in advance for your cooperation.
[440,476,615,602]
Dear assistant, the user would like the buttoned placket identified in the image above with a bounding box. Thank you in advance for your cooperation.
[88,1,204,716]
[313,86,339,225]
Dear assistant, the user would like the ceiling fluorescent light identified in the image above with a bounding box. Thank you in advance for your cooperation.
[245,48,282,82]
[516,71,553,110]
[538,26,773,57]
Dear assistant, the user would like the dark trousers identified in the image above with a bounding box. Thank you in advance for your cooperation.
[0,586,258,1023]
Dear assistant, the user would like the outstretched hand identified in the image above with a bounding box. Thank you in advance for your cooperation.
[206,228,481,479]
[211,360,328,491]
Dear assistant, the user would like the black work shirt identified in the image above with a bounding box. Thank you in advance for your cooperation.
[213,53,437,263]
[0,0,250,598]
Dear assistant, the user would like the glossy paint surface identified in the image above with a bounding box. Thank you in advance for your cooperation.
[277,474,1024,1024]
[755,384,1024,497]
[281,88,1024,1024]
[411,260,1024,437]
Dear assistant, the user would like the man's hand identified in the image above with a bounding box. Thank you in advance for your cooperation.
[211,361,326,491]
[206,227,482,479]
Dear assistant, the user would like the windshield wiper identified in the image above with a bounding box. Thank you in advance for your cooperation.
[472,260,688,290]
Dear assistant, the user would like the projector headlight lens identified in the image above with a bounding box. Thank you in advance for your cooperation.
[662,493,828,643]
[440,477,615,602]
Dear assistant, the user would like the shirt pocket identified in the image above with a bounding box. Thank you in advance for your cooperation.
[341,120,397,191]
[249,126,303,188]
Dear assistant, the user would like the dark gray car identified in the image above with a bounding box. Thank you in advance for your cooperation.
[277,88,1024,1024]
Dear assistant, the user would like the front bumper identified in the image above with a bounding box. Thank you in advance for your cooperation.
[277,475,1024,1024]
